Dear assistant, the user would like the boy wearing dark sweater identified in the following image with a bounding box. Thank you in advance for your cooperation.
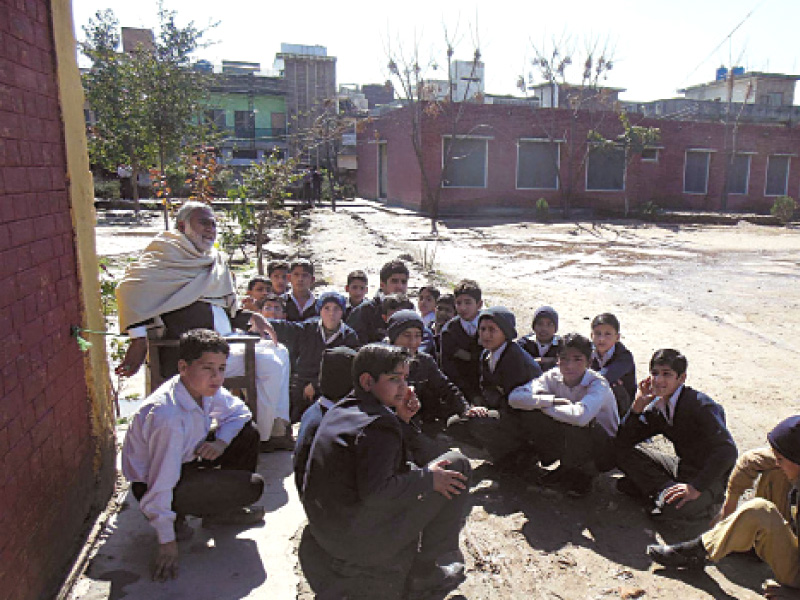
[347,259,409,344]
[518,305,561,372]
[590,313,636,416]
[284,259,318,322]
[615,349,738,521]
[302,344,471,598]
[344,270,369,320]
[267,260,290,296]
[439,280,484,404]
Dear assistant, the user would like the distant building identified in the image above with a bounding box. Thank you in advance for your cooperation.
[421,59,484,102]
[362,82,395,108]
[679,68,799,106]
[526,82,624,110]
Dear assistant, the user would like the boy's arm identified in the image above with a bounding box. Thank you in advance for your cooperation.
[346,301,381,344]
[508,376,558,410]
[439,328,472,395]
[541,378,611,427]
[210,390,253,444]
[598,344,635,384]
[427,358,471,416]
[266,318,301,347]
[685,403,739,493]
[230,308,255,331]
[139,421,186,545]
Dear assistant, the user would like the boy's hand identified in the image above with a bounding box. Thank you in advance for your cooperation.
[303,383,316,403]
[662,483,701,509]
[241,297,258,312]
[465,406,489,418]
[195,439,227,461]
[115,338,148,377]
[153,541,179,581]
[632,376,655,413]
[395,387,420,423]
[430,459,468,499]
[249,313,278,344]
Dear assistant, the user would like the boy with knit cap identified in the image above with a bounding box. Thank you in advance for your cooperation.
[519,305,561,372]
[647,415,800,593]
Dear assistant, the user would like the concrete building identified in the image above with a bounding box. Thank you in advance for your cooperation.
[527,82,624,110]
[680,68,799,106]
[362,82,395,108]
[421,59,484,102]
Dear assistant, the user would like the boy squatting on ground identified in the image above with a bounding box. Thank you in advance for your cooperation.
[284,258,318,322]
[122,329,265,582]
[615,349,738,521]
[344,269,369,320]
[590,312,637,416]
[507,333,619,496]
[439,280,485,404]
[266,291,360,423]
[647,415,800,595]
[346,259,410,343]
[518,305,561,372]
[302,344,472,598]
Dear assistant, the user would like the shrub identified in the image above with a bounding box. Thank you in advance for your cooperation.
[770,195,796,224]
[535,197,550,221]
[94,179,120,199]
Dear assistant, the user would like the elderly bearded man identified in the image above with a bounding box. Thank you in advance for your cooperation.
[115,201,293,449]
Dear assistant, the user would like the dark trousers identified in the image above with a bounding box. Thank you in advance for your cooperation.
[615,443,726,519]
[132,421,264,517]
[290,375,315,424]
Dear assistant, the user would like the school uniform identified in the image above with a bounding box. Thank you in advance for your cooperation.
[615,385,738,519]
[346,293,386,344]
[293,395,335,496]
[591,341,636,416]
[344,298,365,321]
[408,351,470,425]
[284,291,318,322]
[439,316,482,402]
[518,334,560,372]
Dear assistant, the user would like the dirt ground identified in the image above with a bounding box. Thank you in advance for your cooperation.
[296,203,800,600]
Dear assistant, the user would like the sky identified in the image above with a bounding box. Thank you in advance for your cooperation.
[70,0,800,102]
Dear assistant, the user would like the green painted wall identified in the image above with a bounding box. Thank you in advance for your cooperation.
[206,92,286,130]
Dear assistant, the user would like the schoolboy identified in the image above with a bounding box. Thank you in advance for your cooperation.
[267,291,360,423]
[418,286,440,328]
[646,415,800,593]
[439,280,484,403]
[122,329,265,582]
[518,305,561,372]
[590,313,637,416]
[241,276,272,312]
[258,292,286,320]
[615,349,738,521]
[381,293,436,356]
[508,333,619,496]
[302,344,472,597]
[433,293,456,335]
[294,346,357,496]
[284,258,318,322]
[347,259,409,344]
[267,260,290,295]
[344,270,369,320]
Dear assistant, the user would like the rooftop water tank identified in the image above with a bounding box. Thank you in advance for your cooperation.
[716,67,728,81]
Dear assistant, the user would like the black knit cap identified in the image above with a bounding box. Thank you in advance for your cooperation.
[386,309,424,343]
[478,306,517,341]
[533,305,559,330]
[767,415,800,465]
[319,347,357,400]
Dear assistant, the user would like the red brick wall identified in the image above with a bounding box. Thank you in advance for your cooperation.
[359,103,800,214]
[0,2,99,599]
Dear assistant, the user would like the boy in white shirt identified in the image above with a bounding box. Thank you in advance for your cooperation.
[509,332,619,496]
[122,329,265,582]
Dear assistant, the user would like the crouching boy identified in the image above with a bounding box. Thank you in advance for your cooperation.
[508,333,619,496]
[302,344,472,598]
[647,416,800,593]
[122,329,265,581]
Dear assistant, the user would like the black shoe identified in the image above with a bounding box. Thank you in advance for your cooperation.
[406,552,466,597]
[174,514,194,542]
[647,537,707,569]
[202,505,265,528]
[563,470,594,498]
[615,476,643,499]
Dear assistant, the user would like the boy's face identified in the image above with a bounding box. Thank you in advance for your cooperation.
[455,294,482,321]
[479,318,506,352]
[649,364,686,399]
[270,269,289,294]
[558,348,589,387]
[290,267,315,295]
[533,317,556,344]
[381,273,408,295]
[178,351,227,402]
[591,323,619,355]
[319,302,344,330]
[418,291,437,316]
[248,281,270,302]
[362,361,409,409]
[346,280,368,305]
[261,300,285,320]
[394,327,423,355]
[773,448,800,482]
[435,302,455,325]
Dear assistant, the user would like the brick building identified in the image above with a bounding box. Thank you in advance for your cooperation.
[0,1,115,599]
[356,102,800,215]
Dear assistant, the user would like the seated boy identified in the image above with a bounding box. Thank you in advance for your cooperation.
[518,305,561,372]
[294,346,357,496]
[590,313,636,416]
[418,285,440,328]
[433,293,456,335]
[344,269,369,320]
[646,416,799,594]
[440,280,484,404]
[615,349,738,520]
[267,260,290,296]
[347,259,409,344]
[122,329,265,582]
[258,292,286,320]
[302,344,472,598]
[266,291,360,423]
[381,292,437,357]
[284,258,318,322]
[241,276,272,312]
[508,333,619,496]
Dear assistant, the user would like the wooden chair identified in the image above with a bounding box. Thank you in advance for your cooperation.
[146,332,260,417]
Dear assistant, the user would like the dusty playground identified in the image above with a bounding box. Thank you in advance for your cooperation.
[86,201,800,599]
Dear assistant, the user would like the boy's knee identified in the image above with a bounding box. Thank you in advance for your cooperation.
[437,451,471,478]
[248,473,265,500]
[738,497,782,526]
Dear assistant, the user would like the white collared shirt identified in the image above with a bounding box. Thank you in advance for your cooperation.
[650,384,684,425]
[319,321,344,345]
[290,293,316,316]
[536,339,553,357]
[421,311,436,327]
[121,376,252,544]
[488,342,508,373]
[460,316,479,337]
[592,345,615,368]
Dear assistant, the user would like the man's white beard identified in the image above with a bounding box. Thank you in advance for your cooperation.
[184,225,214,253]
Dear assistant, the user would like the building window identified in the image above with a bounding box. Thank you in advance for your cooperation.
[586,146,625,191]
[684,150,712,194]
[640,148,659,162]
[726,154,751,195]
[761,92,784,106]
[232,149,257,160]
[234,111,255,138]
[765,155,791,196]
[204,109,226,130]
[442,137,488,188]
[517,140,559,189]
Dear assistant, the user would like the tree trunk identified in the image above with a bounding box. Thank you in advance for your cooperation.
[131,161,141,217]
